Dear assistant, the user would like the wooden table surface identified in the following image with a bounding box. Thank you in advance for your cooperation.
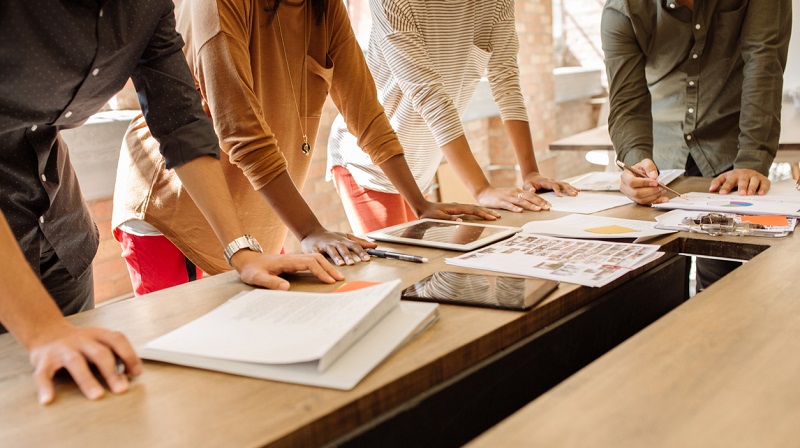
[549,101,800,152]
[0,178,790,447]
[469,181,800,447]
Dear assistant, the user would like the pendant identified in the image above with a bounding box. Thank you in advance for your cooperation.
[301,142,311,155]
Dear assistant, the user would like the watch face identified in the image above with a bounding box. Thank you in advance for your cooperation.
[247,235,263,253]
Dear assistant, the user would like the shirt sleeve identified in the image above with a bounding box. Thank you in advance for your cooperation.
[191,0,288,191]
[486,0,529,123]
[601,5,654,166]
[369,0,465,147]
[130,1,219,170]
[327,0,404,166]
[735,0,792,173]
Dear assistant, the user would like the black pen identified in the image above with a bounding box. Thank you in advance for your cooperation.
[366,248,428,263]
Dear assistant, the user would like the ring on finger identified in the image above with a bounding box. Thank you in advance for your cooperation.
[516,192,523,200]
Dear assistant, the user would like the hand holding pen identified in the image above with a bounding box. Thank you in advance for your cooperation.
[616,159,688,204]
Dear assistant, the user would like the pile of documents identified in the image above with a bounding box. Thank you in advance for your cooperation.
[139,280,438,390]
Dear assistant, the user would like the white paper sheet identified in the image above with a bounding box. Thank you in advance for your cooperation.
[652,192,800,217]
[141,280,400,371]
[538,191,633,214]
[445,234,663,288]
[139,301,439,390]
[521,214,676,242]
[567,169,684,191]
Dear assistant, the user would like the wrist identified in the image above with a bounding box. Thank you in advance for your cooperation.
[223,235,263,268]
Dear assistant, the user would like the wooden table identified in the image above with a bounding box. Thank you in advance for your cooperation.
[0,185,713,447]
[549,101,800,152]
[468,181,800,447]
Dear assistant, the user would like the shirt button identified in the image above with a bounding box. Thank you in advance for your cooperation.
[39,216,45,224]
[92,68,100,76]
[41,173,47,182]
[689,80,695,86]
[688,107,695,114]
[669,3,676,8]
[695,24,701,30]
[64,111,73,118]
[686,135,693,141]
[692,54,699,59]
[31,125,38,131]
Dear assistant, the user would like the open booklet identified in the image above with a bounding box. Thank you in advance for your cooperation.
[445,234,663,288]
[139,280,439,390]
[521,214,676,243]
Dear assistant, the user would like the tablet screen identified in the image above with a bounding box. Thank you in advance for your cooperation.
[382,221,511,245]
[401,272,558,310]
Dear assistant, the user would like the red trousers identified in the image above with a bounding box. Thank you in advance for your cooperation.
[114,228,204,296]
[331,165,419,234]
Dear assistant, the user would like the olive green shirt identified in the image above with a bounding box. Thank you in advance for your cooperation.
[602,0,791,177]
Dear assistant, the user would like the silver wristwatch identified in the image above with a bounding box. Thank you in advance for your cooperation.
[223,235,263,266]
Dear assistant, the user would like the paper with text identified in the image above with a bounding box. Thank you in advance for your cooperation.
[538,191,633,214]
[521,214,675,243]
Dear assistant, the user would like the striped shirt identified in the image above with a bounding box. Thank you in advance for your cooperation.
[328,0,529,194]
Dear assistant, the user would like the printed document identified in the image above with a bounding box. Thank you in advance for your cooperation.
[446,234,662,288]
[538,191,633,214]
[652,192,800,217]
[139,280,439,389]
[521,214,676,243]
[567,169,684,191]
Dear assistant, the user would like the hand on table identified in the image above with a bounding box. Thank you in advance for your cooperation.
[475,186,553,213]
[231,250,345,289]
[619,158,668,205]
[416,201,501,222]
[28,323,142,405]
[709,169,770,196]
[522,172,580,198]
[299,230,376,266]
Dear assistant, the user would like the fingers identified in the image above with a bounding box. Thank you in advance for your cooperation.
[95,330,142,378]
[81,341,129,395]
[59,351,105,402]
[619,176,664,205]
[32,360,59,405]
[718,176,739,195]
[299,253,344,283]
[516,190,551,211]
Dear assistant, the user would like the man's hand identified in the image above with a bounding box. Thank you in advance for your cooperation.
[416,201,501,222]
[230,250,345,289]
[27,323,142,405]
[709,169,770,195]
[475,186,553,212]
[523,172,580,198]
[619,158,668,205]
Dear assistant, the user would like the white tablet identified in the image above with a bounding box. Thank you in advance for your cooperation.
[365,219,520,251]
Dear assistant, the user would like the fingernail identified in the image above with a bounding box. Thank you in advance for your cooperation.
[39,391,51,405]
[111,376,129,394]
[89,387,104,400]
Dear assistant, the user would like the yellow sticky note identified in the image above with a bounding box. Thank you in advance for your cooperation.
[585,225,638,235]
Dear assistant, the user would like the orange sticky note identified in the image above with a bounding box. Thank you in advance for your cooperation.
[584,225,638,235]
[740,215,789,227]
[333,281,381,293]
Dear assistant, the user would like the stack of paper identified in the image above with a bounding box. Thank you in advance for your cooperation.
[654,209,798,237]
[652,192,800,217]
[139,280,438,390]
[445,234,663,288]
[567,169,684,191]
[521,214,676,243]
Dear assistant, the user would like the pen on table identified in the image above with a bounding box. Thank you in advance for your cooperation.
[615,160,689,200]
[365,248,428,263]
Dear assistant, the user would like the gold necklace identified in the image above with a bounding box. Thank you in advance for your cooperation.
[275,6,311,155]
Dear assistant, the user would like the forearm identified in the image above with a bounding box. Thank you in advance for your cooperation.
[173,155,247,248]
[440,135,492,198]
[377,154,429,212]
[256,171,326,241]
[0,213,68,349]
[504,120,540,178]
